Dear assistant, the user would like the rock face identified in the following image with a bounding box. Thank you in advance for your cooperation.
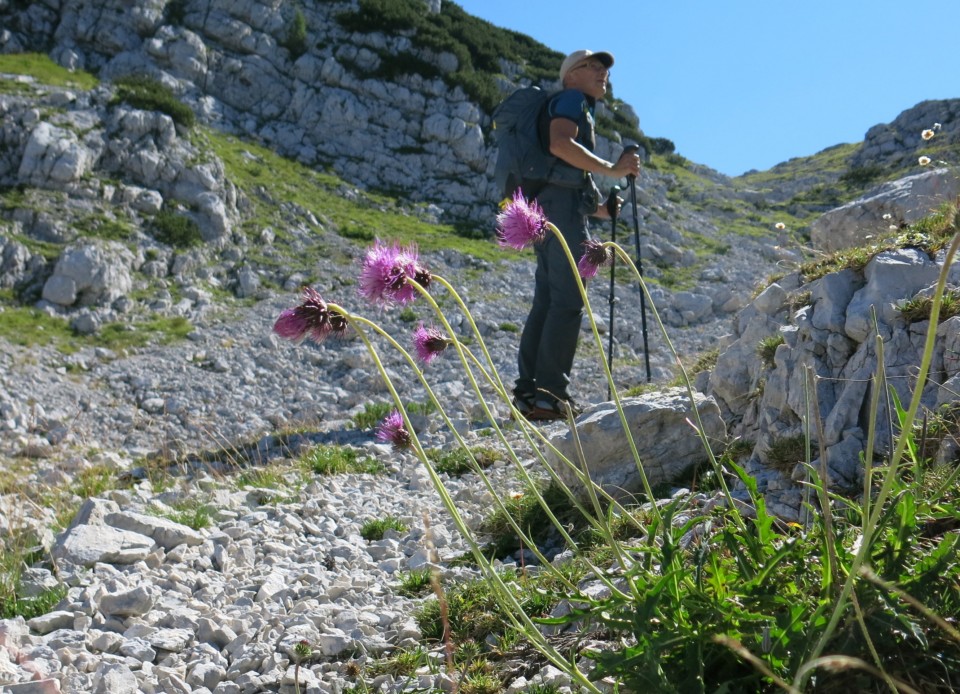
[0,0,508,221]
[545,388,726,502]
[810,168,960,253]
[848,99,960,170]
[707,246,960,519]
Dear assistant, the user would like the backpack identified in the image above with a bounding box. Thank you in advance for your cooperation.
[491,86,556,199]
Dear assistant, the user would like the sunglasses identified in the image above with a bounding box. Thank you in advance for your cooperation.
[572,61,609,74]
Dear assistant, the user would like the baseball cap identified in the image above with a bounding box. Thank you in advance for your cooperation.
[559,49,614,83]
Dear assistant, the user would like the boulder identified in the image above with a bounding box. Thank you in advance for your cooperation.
[41,242,134,307]
[544,388,726,502]
[17,122,96,187]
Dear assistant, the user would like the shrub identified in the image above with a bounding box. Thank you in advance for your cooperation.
[648,137,676,155]
[150,209,202,248]
[839,164,885,188]
[111,74,196,128]
[282,7,309,59]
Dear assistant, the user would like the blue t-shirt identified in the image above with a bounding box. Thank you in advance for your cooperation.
[542,88,596,187]
[546,89,596,153]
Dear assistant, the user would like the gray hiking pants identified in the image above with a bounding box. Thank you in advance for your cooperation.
[514,184,589,404]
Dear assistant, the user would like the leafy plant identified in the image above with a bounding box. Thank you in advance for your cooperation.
[351,402,394,430]
[367,647,427,677]
[416,569,554,645]
[152,498,214,530]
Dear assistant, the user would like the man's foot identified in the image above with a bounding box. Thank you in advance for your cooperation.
[525,396,584,421]
[510,392,535,419]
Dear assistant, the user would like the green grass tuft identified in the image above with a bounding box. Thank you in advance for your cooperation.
[301,444,385,475]
[360,516,408,541]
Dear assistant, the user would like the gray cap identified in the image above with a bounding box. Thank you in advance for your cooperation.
[559,49,614,83]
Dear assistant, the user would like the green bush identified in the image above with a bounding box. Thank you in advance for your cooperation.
[111,74,196,128]
[839,164,886,189]
[648,136,676,155]
[282,7,309,60]
[336,0,563,114]
[150,209,202,247]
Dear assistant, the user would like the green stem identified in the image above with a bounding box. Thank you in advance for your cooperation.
[339,308,604,691]
[608,242,745,533]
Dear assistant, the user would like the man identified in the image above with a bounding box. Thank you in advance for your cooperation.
[513,49,641,421]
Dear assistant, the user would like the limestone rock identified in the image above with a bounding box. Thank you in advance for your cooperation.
[810,169,960,253]
[41,242,134,308]
[53,524,155,568]
[545,388,726,502]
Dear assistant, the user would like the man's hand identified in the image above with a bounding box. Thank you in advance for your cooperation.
[609,148,641,179]
[592,193,623,220]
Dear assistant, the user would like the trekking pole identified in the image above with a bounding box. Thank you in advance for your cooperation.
[624,144,651,383]
[605,186,620,400]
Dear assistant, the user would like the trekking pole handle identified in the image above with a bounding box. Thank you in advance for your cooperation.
[605,185,621,220]
[622,144,641,181]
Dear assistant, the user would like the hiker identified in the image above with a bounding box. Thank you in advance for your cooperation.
[512,49,641,421]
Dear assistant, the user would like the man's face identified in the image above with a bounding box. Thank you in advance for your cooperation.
[564,58,609,98]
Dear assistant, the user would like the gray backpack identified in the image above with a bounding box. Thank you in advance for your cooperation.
[491,87,556,199]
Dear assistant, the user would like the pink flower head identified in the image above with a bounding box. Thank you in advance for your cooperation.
[577,239,613,279]
[413,323,451,364]
[376,409,411,450]
[273,287,345,343]
[359,240,431,306]
[496,189,548,250]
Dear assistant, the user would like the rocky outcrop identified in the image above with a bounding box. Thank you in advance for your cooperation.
[41,241,135,307]
[848,99,960,170]
[707,245,960,519]
[810,168,960,252]
[0,0,636,223]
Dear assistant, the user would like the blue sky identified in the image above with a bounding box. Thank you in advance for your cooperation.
[454,0,960,177]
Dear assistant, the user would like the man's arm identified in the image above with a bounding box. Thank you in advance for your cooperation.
[549,119,640,179]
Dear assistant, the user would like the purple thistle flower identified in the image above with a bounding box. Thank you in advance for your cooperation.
[359,240,431,306]
[376,409,411,450]
[273,287,339,343]
[577,239,613,279]
[413,323,451,364]
[495,189,548,250]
